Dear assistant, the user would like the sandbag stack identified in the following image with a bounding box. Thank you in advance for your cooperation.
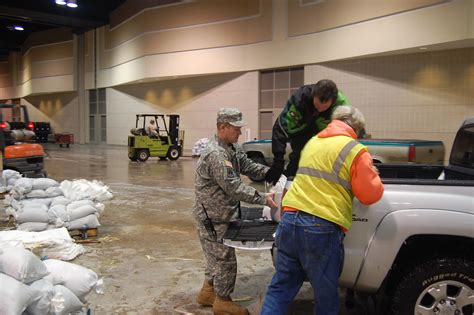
[191,137,210,157]
[0,246,102,315]
[1,170,113,233]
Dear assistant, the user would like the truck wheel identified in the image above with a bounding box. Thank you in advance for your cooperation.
[248,156,267,182]
[390,257,473,315]
[137,150,149,162]
[167,147,180,160]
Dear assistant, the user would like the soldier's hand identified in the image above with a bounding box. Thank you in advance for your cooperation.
[264,192,278,208]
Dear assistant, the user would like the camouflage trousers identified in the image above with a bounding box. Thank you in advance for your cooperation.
[199,236,237,297]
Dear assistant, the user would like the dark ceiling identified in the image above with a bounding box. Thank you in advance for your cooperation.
[0,0,126,57]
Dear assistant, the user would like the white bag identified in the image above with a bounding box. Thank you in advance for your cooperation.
[14,177,33,194]
[0,247,49,283]
[43,259,99,298]
[51,285,84,315]
[26,189,49,199]
[50,196,72,207]
[67,205,98,221]
[45,186,63,198]
[15,205,50,223]
[32,178,59,190]
[0,273,41,315]
[17,222,49,232]
[48,204,68,222]
[66,199,93,211]
[66,214,100,230]
[27,279,56,315]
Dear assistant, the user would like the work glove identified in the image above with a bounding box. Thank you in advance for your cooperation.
[265,158,285,185]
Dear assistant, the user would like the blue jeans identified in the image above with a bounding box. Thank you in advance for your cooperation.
[261,211,345,315]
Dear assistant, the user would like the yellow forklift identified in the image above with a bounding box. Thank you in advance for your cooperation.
[128,114,184,162]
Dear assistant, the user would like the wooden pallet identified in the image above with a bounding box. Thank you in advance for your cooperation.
[69,227,98,239]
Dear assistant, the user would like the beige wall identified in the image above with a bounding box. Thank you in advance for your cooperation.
[99,0,473,87]
[106,72,259,154]
[306,48,474,157]
[22,92,80,137]
[288,0,447,36]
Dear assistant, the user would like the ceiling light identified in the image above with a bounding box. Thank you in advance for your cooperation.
[55,0,66,5]
[419,47,428,50]
[13,25,24,31]
[66,0,78,8]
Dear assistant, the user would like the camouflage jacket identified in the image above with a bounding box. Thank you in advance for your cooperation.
[193,136,269,240]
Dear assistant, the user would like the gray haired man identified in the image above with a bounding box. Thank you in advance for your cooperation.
[193,108,277,315]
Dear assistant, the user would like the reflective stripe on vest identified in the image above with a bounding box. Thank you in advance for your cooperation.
[297,140,359,191]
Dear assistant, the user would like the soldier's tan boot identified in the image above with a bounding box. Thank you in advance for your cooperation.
[196,280,215,306]
[213,296,249,315]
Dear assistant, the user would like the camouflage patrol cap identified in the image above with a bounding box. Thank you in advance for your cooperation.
[217,108,247,127]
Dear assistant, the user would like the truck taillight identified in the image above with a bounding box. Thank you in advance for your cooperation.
[408,145,416,162]
[27,122,35,130]
[0,122,6,129]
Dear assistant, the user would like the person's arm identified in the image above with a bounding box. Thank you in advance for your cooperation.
[208,151,271,206]
[350,150,384,205]
[236,147,269,181]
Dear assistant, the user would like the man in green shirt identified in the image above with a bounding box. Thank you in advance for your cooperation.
[265,79,349,185]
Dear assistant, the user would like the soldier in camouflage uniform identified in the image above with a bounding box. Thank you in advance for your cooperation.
[193,108,277,315]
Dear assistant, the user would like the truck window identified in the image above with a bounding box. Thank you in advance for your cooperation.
[450,125,474,168]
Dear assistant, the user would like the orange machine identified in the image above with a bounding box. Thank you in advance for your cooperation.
[0,104,46,177]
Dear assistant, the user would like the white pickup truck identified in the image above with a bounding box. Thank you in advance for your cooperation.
[242,138,445,169]
[224,117,474,315]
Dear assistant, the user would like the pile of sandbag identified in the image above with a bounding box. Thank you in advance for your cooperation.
[191,137,210,157]
[0,246,102,315]
[0,228,85,261]
[1,170,113,233]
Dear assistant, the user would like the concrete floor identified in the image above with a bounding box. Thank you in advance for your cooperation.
[41,144,369,315]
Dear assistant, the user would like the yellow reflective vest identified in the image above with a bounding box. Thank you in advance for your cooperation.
[282,135,367,230]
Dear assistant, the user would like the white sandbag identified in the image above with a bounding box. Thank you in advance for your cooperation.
[66,214,100,230]
[0,240,24,248]
[43,259,99,298]
[66,199,93,211]
[32,178,59,190]
[18,197,54,209]
[51,285,84,315]
[27,279,56,315]
[14,177,34,193]
[15,205,50,223]
[67,205,98,221]
[17,222,49,232]
[50,196,71,207]
[60,179,113,202]
[7,176,19,186]
[3,169,22,180]
[48,204,68,223]
[0,247,49,283]
[45,186,63,198]
[26,189,49,199]
[0,228,85,261]
[0,273,41,315]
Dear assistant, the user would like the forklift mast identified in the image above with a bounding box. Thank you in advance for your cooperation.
[168,115,180,146]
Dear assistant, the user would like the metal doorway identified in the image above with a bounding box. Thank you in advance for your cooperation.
[89,88,106,143]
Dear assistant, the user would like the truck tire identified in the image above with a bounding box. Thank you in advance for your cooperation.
[167,147,180,160]
[248,156,267,182]
[390,257,473,315]
[137,149,150,162]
